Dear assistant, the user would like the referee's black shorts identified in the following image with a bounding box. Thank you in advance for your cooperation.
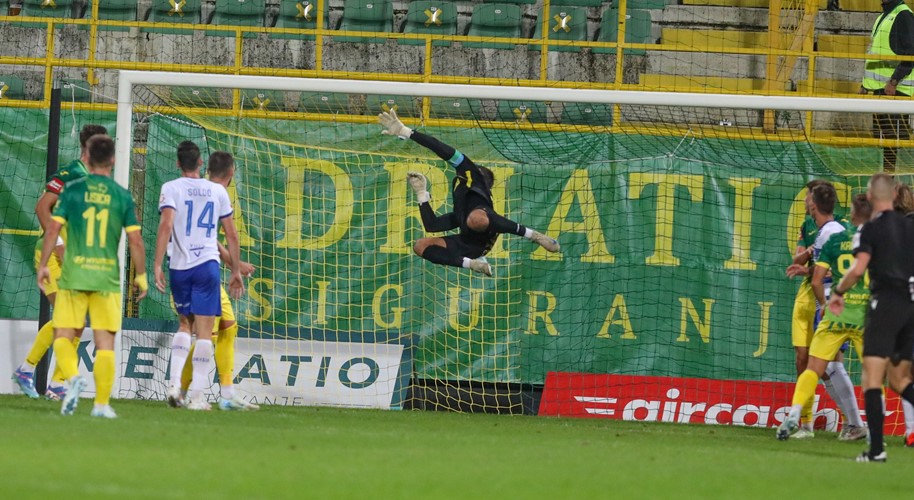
[863,291,914,361]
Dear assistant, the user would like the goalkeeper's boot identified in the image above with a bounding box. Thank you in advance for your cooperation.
[186,394,211,411]
[90,405,118,419]
[530,231,561,253]
[219,396,260,411]
[905,432,914,448]
[468,258,493,277]
[11,367,39,399]
[838,424,868,442]
[44,384,66,401]
[166,385,185,408]
[776,415,799,440]
[855,450,886,463]
[61,376,87,416]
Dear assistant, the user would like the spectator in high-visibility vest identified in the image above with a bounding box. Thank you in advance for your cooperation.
[860,0,914,171]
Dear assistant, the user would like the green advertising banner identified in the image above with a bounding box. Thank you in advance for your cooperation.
[0,109,881,386]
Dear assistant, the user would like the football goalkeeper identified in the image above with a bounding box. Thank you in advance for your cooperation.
[379,109,560,275]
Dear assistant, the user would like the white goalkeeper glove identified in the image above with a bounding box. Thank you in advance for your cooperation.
[407,172,430,204]
[379,109,412,139]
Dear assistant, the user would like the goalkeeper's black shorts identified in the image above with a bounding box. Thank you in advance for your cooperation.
[443,231,498,259]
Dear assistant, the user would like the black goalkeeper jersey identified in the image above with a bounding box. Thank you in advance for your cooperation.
[410,130,493,219]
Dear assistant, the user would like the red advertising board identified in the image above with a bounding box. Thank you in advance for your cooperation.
[539,372,906,435]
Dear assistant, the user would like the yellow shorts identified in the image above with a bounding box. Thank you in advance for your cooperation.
[169,286,234,333]
[808,319,864,361]
[34,249,63,296]
[53,289,122,332]
[791,283,817,347]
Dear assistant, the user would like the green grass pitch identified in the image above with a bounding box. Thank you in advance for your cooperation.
[1,394,911,498]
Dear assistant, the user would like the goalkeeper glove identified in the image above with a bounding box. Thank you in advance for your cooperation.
[407,172,430,204]
[379,109,412,139]
[134,273,149,293]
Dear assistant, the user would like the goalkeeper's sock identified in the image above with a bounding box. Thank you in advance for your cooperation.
[215,324,238,388]
[865,388,885,455]
[169,331,192,390]
[824,361,863,427]
[180,342,195,393]
[189,339,214,398]
[902,397,914,435]
[93,350,115,406]
[23,321,56,368]
[422,245,464,268]
[482,208,527,236]
[52,337,79,381]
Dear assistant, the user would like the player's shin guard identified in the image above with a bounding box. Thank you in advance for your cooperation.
[93,350,115,406]
[865,388,885,455]
[51,337,79,381]
[482,208,526,236]
[169,331,192,389]
[190,339,214,397]
[24,321,55,368]
[792,370,820,408]
[180,343,195,393]
[421,245,464,268]
[215,324,237,399]
[824,361,863,427]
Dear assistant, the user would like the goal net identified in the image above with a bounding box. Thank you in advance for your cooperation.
[111,71,912,431]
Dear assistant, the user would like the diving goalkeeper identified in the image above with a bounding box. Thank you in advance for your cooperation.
[379,109,561,276]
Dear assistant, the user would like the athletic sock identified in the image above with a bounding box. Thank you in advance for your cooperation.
[824,361,863,427]
[51,336,81,385]
[792,370,819,409]
[23,321,55,368]
[900,383,914,409]
[180,342,195,393]
[865,388,885,455]
[483,208,526,236]
[51,337,79,381]
[422,245,464,268]
[902,398,914,435]
[190,339,214,398]
[215,324,237,389]
[93,350,115,406]
[169,331,192,389]
[800,388,814,427]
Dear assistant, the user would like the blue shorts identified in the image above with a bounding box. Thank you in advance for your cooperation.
[170,260,222,317]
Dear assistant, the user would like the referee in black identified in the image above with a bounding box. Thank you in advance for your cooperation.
[828,173,914,462]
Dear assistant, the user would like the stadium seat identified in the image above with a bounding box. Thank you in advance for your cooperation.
[464,3,523,49]
[0,75,25,100]
[242,89,284,111]
[143,0,203,34]
[18,0,76,26]
[594,8,653,55]
[400,1,458,47]
[365,94,421,118]
[548,0,603,6]
[532,6,588,53]
[59,78,91,102]
[480,0,536,5]
[495,100,548,123]
[170,86,226,108]
[82,0,136,32]
[208,0,266,38]
[299,91,350,114]
[560,102,613,125]
[272,1,329,40]
[335,0,393,44]
[628,0,670,9]
[429,97,486,121]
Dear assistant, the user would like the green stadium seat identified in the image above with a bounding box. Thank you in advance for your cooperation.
[208,0,266,38]
[465,3,523,49]
[18,0,76,27]
[549,0,604,6]
[532,6,588,52]
[299,91,350,114]
[480,0,536,5]
[242,89,284,111]
[335,0,393,44]
[400,1,458,47]
[171,86,227,108]
[560,102,613,125]
[59,78,91,102]
[495,100,548,123]
[429,97,485,121]
[594,8,653,55]
[628,0,671,9]
[0,75,25,100]
[365,95,421,118]
[143,0,203,34]
[272,1,329,40]
[82,0,136,32]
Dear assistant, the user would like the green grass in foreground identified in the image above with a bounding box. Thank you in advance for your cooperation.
[0,394,911,499]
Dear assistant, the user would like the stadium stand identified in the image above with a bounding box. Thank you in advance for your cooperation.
[0,75,25,100]
[400,1,458,46]
[144,0,204,34]
[272,0,329,40]
[559,102,613,125]
[365,94,422,118]
[209,0,267,37]
[241,89,284,111]
[59,78,91,102]
[299,91,351,114]
[83,0,137,32]
[464,3,524,49]
[531,5,589,52]
[593,7,653,55]
[495,100,549,123]
[335,0,394,43]
[429,97,486,120]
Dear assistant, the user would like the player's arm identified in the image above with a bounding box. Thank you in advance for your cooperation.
[792,245,812,266]
[220,215,245,299]
[126,228,148,300]
[811,262,829,306]
[406,172,459,232]
[379,109,474,169]
[37,218,63,293]
[218,242,255,277]
[35,191,59,234]
[153,207,175,293]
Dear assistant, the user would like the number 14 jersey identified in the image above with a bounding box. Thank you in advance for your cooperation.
[159,177,232,271]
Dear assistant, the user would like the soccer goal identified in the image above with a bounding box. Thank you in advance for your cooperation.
[113,70,914,430]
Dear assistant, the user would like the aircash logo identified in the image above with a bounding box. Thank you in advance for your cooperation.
[538,372,906,435]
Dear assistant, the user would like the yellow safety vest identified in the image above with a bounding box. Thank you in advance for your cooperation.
[864,2,914,95]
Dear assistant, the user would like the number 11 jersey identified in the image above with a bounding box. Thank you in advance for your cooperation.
[159,177,233,271]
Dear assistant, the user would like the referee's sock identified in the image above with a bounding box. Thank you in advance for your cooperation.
[865,388,885,456]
